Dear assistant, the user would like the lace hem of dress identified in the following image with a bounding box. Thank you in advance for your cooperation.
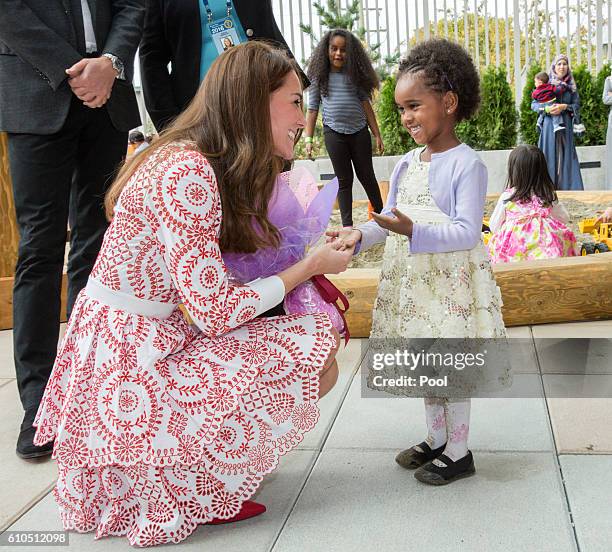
[33,312,336,469]
[54,461,265,546]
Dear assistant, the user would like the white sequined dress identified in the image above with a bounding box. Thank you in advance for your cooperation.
[369,150,508,396]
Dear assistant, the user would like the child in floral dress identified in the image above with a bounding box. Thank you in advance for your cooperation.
[488,145,578,263]
[329,39,509,485]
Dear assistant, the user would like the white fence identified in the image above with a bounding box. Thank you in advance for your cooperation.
[272,0,611,98]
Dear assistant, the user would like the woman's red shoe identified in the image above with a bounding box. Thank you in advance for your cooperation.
[208,500,267,525]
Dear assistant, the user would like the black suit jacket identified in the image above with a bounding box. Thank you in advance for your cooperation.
[0,0,145,134]
[139,0,308,131]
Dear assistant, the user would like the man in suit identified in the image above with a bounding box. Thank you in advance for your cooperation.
[139,0,307,132]
[0,0,145,458]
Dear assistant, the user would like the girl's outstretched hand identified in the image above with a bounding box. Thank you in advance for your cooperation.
[371,208,414,237]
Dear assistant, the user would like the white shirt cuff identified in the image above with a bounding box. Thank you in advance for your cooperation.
[248,276,286,314]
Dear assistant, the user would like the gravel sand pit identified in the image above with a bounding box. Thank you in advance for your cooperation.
[328,197,610,269]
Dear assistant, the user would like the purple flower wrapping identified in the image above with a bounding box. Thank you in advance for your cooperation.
[222,171,345,332]
[284,279,345,331]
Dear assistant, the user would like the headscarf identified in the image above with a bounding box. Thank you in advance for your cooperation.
[549,54,577,93]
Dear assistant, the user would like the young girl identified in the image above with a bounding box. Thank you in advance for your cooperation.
[488,145,578,263]
[330,39,508,485]
[305,29,384,228]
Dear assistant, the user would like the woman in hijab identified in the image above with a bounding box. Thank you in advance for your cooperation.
[531,54,584,190]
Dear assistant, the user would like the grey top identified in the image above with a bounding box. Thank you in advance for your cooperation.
[308,71,369,134]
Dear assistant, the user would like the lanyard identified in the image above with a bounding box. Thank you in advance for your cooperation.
[202,0,232,23]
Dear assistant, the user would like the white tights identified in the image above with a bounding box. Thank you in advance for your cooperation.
[423,398,471,462]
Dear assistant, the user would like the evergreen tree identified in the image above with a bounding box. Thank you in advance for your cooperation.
[573,64,597,145]
[476,65,517,149]
[376,76,414,156]
[299,0,400,80]
[519,64,542,145]
[455,117,480,149]
[457,66,517,150]
[590,63,612,146]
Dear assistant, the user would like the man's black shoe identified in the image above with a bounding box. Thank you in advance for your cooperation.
[16,407,53,459]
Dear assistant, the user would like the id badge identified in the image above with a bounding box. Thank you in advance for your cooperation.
[209,17,242,54]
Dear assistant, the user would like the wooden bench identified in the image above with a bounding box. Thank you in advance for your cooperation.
[329,253,612,336]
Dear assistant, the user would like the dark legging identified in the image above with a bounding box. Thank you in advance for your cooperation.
[323,124,383,227]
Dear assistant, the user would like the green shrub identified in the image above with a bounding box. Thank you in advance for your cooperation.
[455,118,479,149]
[572,64,597,145]
[375,76,415,156]
[377,68,517,153]
[457,66,516,150]
[590,63,612,146]
[476,65,517,149]
[519,64,542,145]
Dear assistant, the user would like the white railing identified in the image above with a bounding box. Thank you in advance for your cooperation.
[272,0,611,99]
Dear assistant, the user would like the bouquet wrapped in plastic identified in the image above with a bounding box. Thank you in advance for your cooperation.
[223,167,349,341]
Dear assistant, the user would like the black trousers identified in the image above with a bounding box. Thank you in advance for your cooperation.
[323,125,383,227]
[8,96,127,412]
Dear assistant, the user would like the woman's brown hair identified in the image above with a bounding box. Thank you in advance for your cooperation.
[105,41,301,253]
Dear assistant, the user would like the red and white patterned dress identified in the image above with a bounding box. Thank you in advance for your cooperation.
[33,142,335,547]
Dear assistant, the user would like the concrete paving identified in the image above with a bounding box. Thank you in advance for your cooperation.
[2,325,611,551]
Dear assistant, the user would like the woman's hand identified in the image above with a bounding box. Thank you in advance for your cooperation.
[548,103,567,115]
[307,241,354,275]
[371,208,414,237]
[375,135,384,155]
[277,241,352,295]
[325,227,362,250]
[305,142,313,158]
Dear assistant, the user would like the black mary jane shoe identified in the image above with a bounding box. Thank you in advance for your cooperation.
[414,451,476,486]
[395,441,447,470]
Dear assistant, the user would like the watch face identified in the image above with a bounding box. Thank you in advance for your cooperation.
[104,54,123,78]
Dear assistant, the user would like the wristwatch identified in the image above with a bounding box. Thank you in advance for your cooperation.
[102,53,125,80]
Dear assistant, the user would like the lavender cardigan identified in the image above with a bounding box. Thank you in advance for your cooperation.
[357,143,487,254]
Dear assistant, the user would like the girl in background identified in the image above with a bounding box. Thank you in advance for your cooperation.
[488,145,577,263]
[305,29,384,228]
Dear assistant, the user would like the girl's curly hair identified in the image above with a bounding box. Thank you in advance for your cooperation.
[306,29,379,98]
[398,39,480,121]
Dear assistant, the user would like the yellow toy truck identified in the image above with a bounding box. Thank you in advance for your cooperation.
[578,218,612,255]
[482,218,492,246]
